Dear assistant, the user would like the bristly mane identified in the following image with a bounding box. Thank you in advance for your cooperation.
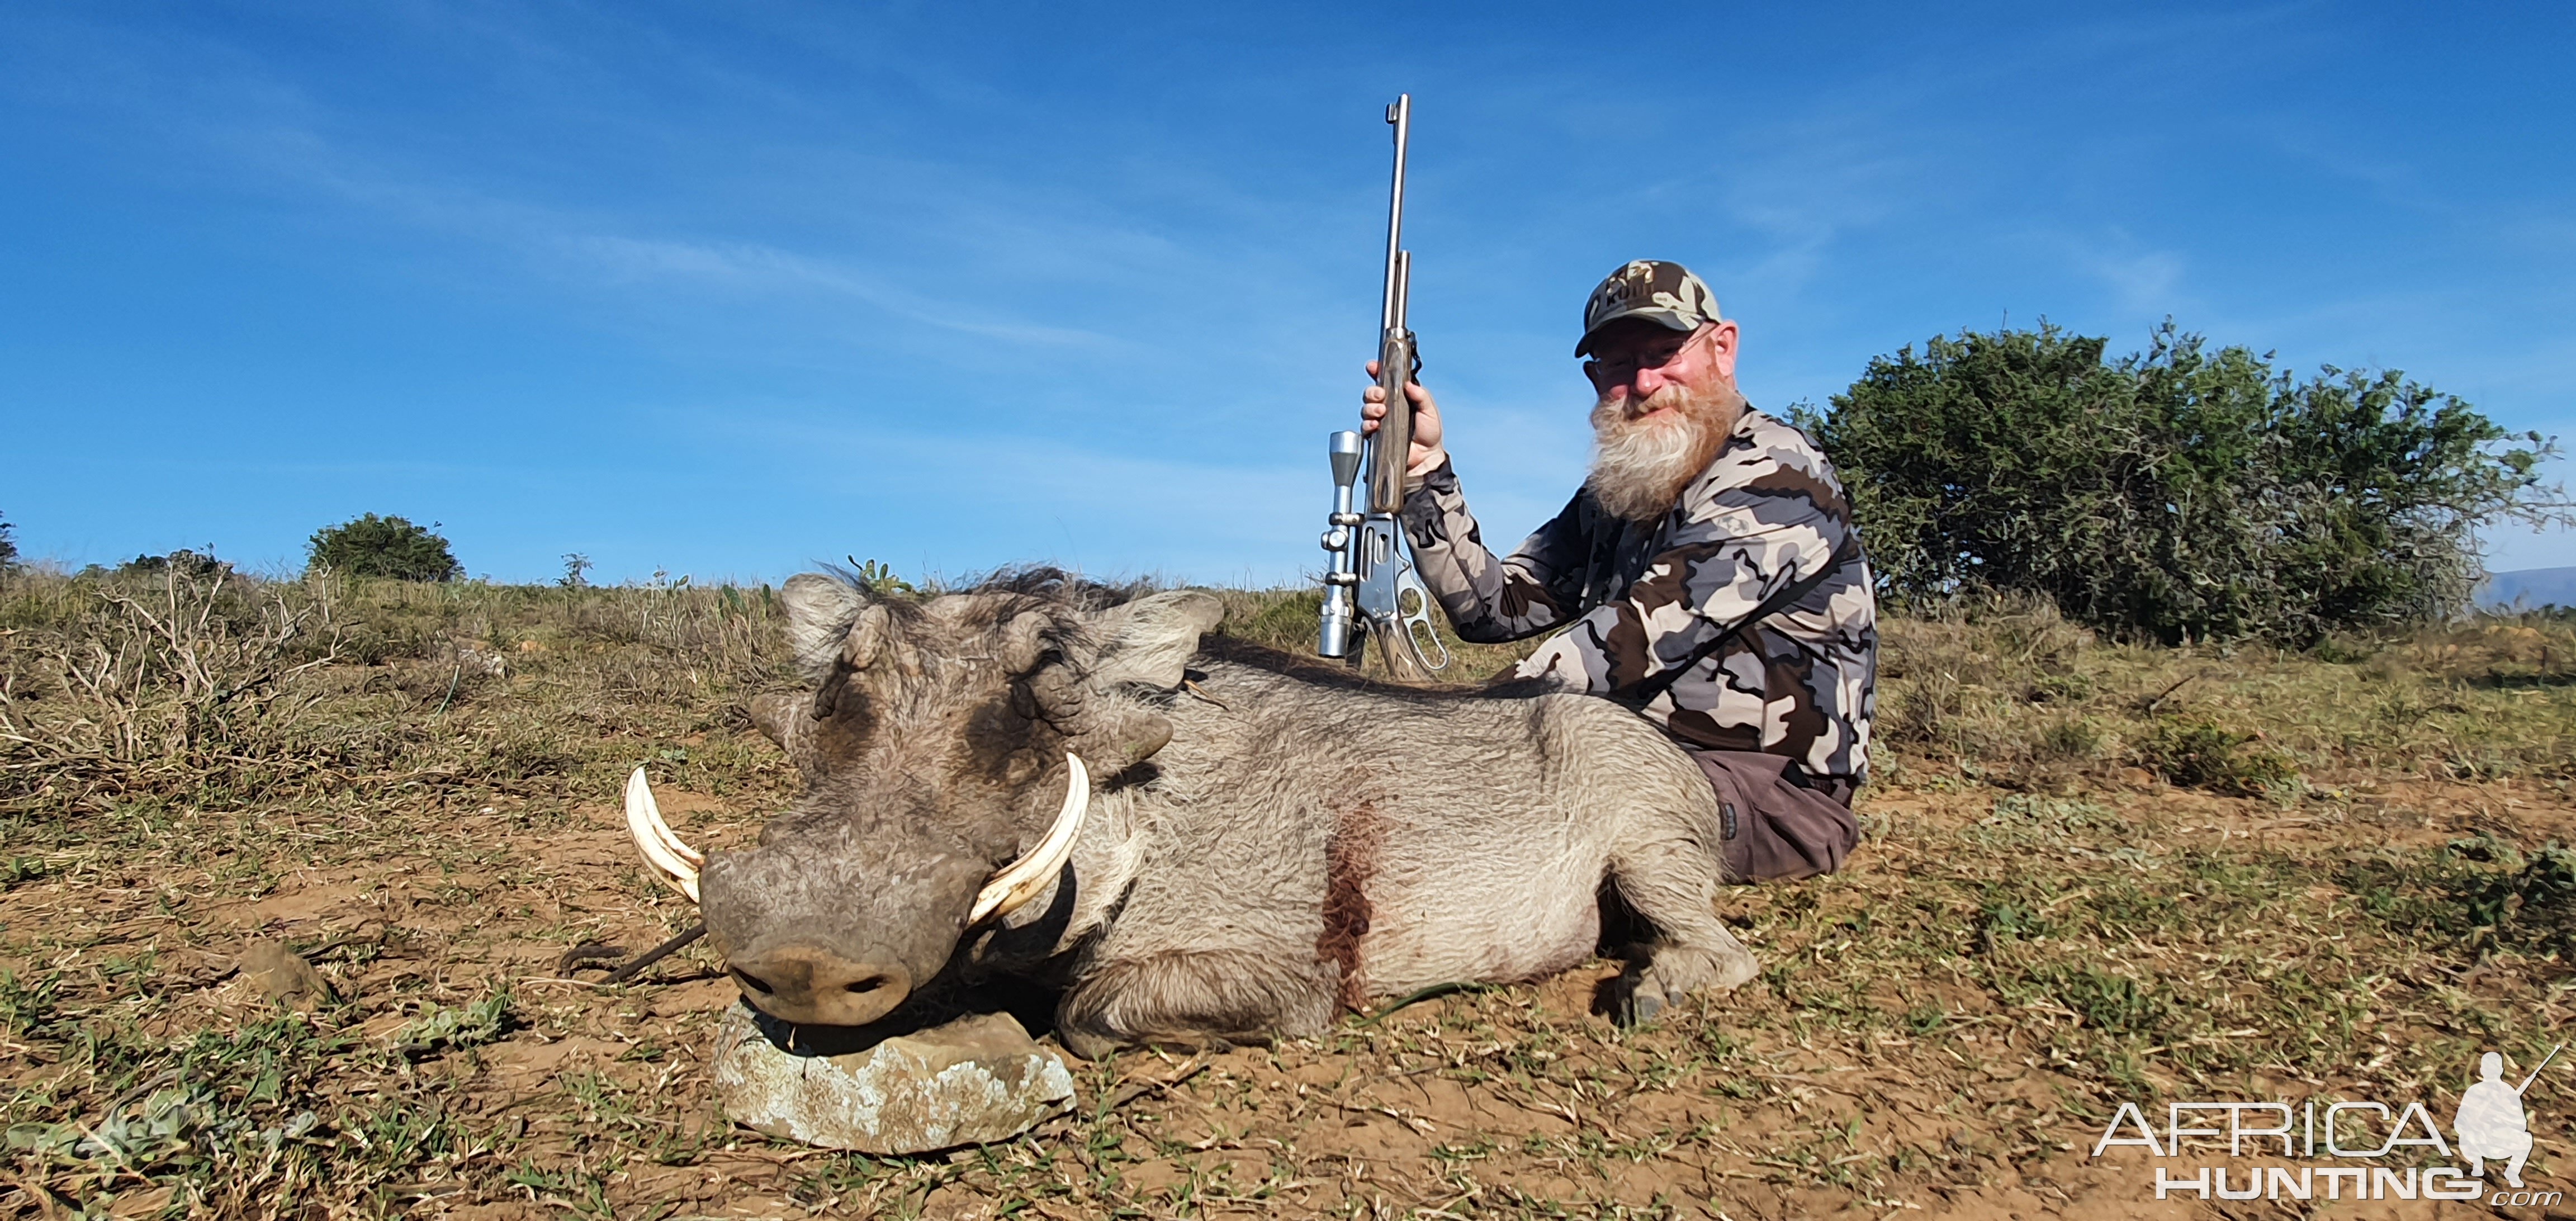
[960,566,1156,612]
[815,565,1152,622]
[811,566,1541,700]
[1196,633,1538,701]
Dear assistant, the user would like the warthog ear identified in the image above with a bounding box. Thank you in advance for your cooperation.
[1084,591,1224,693]
[997,610,1052,674]
[783,573,865,681]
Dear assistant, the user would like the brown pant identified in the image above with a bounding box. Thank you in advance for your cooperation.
[1689,750,1858,883]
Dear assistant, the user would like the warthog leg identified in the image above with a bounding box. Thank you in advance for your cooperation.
[1054,948,1339,1061]
[1601,831,1760,1023]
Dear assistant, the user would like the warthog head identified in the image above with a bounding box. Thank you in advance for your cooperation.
[623,570,1220,1028]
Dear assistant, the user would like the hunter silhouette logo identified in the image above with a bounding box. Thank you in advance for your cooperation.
[2089,1042,2563,1205]
[2457,1044,2557,1190]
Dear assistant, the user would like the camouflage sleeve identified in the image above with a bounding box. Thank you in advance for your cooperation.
[1398,458,1590,644]
[1510,459,1853,695]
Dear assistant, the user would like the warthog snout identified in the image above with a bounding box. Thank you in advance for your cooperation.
[725,942,916,1028]
[626,742,1097,1029]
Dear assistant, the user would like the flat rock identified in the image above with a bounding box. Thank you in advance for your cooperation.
[711,1005,1074,1154]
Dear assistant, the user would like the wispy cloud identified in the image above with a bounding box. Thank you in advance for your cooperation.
[2053,234,2192,317]
[0,8,1216,356]
[566,234,1122,347]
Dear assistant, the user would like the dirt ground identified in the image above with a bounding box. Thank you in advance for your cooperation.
[7,769,2574,1218]
[7,577,2576,1218]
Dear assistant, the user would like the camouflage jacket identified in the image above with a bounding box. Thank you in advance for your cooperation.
[1400,405,1878,788]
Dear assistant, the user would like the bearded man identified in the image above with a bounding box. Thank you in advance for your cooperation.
[1360,260,1877,882]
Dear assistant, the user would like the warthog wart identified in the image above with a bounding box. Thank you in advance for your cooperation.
[624,569,1760,1057]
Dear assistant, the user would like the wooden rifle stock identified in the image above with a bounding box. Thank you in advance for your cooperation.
[1370,317,1414,514]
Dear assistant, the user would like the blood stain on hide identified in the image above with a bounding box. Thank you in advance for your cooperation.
[1319,803,1384,1011]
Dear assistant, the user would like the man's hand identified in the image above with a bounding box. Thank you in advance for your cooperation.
[1361,360,1448,476]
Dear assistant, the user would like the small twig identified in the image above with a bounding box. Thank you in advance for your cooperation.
[1102,1054,1213,1113]
[298,922,387,962]
[714,1147,839,1165]
[2140,672,2196,713]
[555,944,629,973]
[1354,981,1489,1027]
[1181,679,1230,711]
[98,1070,181,1120]
[605,924,708,983]
[2,1173,64,1221]
[559,924,709,985]
[433,664,463,717]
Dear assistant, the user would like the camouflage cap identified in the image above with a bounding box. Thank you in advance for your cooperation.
[1575,260,1721,357]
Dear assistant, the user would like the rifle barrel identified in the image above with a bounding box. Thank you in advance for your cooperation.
[1366,94,1416,515]
[2517,1042,2564,1094]
[1381,94,1409,332]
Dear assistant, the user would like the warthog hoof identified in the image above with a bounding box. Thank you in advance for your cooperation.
[1056,1020,1271,1061]
[1611,943,1759,1025]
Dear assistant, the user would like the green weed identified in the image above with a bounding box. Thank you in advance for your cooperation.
[2137,718,2300,794]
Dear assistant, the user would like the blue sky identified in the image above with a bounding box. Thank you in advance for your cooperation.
[6,2,2572,585]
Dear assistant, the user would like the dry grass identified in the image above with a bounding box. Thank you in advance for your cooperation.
[4,569,2575,1218]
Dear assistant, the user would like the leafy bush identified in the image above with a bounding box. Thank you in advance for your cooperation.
[2024,963,2167,1037]
[849,557,918,596]
[1800,322,2558,644]
[391,990,513,1058]
[2449,840,2576,945]
[116,548,231,579]
[307,514,461,582]
[2346,836,2576,960]
[0,512,17,572]
[0,969,58,1038]
[2136,718,2298,795]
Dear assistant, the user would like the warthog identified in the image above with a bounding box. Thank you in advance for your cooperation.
[623,570,1758,1057]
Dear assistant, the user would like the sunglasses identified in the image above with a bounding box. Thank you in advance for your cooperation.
[1583,325,1714,383]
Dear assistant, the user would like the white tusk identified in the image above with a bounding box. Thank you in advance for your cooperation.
[969,753,1090,925]
[643,783,704,869]
[626,767,702,872]
[624,767,702,902]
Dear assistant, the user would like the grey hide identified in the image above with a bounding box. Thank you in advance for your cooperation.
[703,571,1758,1059]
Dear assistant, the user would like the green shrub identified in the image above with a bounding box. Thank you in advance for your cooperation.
[0,512,17,572]
[0,969,59,1038]
[847,557,916,597]
[2028,964,2167,1037]
[307,514,461,582]
[390,989,513,1057]
[2345,837,2576,959]
[117,548,230,579]
[2035,717,2105,761]
[1800,322,2558,645]
[2137,718,2298,794]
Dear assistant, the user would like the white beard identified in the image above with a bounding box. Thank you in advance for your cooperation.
[1587,384,1734,523]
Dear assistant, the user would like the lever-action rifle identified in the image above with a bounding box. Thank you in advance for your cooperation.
[1317,93,1449,680]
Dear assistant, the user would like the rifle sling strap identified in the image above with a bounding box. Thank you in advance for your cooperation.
[1620,532,1863,709]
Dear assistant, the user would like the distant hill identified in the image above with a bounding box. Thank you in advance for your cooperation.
[2479,567,2576,610]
